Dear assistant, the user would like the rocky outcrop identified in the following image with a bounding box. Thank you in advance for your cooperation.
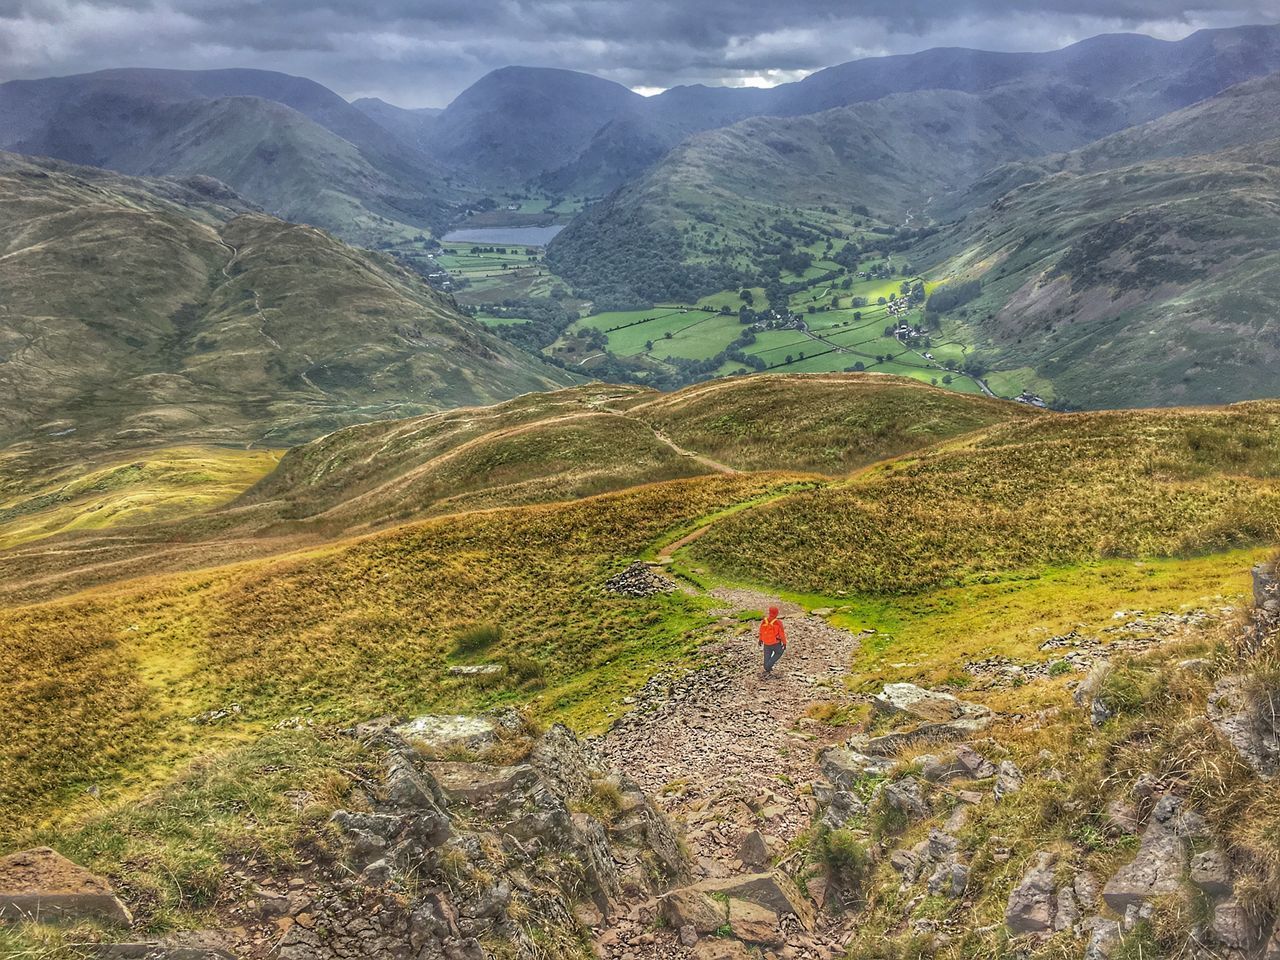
[1207,674,1279,780]
[0,847,133,925]
[850,683,994,756]
[1102,795,1201,913]
[87,711,688,960]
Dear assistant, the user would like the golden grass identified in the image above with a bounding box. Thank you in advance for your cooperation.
[631,372,1036,475]
[0,446,280,550]
[689,404,1280,595]
[0,472,795,841]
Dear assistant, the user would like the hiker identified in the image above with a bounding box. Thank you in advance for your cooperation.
[759,606,787,679]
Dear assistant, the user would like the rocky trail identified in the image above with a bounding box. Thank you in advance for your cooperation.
[590,587,865,959]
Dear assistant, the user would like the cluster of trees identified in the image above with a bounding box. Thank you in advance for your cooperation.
[546,203,745,307]
[467,298,578,353]
[925,279,983,315]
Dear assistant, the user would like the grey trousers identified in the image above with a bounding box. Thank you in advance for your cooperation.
[763,643,785,673]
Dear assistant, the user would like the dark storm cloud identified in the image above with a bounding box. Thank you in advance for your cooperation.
[0,0,1274,106]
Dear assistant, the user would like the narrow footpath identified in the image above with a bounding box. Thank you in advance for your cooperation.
[592,587,862,959]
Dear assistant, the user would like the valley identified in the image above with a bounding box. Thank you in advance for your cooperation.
[3,18,1280,960]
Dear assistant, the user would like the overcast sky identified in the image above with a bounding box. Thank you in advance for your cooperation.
[0,1,1275,107]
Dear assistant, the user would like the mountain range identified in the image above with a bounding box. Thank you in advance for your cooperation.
[0,151,570,463]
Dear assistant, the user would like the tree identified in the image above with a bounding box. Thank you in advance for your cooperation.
[853,361,865,371]
[740,289,754,304]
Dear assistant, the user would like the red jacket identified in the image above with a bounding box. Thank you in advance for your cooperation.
[760,607,787,646]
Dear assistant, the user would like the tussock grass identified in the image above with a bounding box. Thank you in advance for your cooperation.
[690,404,1280,596]
[0,472,792,840]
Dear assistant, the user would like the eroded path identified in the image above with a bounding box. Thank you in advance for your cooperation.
[592,587,862,958]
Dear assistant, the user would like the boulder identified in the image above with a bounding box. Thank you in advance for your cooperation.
[692,872,814,929]
[1103,796,1141,836]
[920,744,996,782]
[1073,664,1114,726]
[1085,918,1122,960]
[926,861,968,899]
[1189,847,1232,896]
[1054,885,1080,933]
[1213,898,1260,951]
[446,664,505,677]
[819,746,893,786]
[1005,851,1057,936]
[395,714,497,754]
[659,888,726,934]
[882,776,930,820]
[728,897,783,946]
[737,830,770,869]
[873,683,988,724]
[994,760,1024,800]
[0,847,133,925]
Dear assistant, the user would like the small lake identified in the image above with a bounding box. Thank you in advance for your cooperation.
[441,225,565,247]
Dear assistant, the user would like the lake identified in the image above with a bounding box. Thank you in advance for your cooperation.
[441,225,565,246]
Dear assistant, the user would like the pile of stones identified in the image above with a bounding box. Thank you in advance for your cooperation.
[604,561,678,598]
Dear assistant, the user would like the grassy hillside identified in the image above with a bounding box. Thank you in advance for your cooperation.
[0,152,571,459]
[689,402,1280,595]
[0,471,795,840]
[0,70,462,246]
[545,76,1249,306]
[0,376,1024,604]
[914,150,1280,408]
[626,374,1037,473]
[0,447,279,551]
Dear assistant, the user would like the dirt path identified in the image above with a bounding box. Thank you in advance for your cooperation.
[592,587,861,957]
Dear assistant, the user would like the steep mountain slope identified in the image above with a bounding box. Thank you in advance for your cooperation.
[0,69,461,244]
[546,83,1128,302]
[352,96,442,153]
[918,150,1280,409]
[771,23,1280,118]
[0,152,571,457]
[428,67,644,184]
[963,69,1280,210]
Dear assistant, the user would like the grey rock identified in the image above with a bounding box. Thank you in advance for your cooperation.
[1190,847,1232,896]
[1054,885,1080,933]
[927,861,968,899]
[1102,795,1191,912]
[819,746,893,787]
[1005,851,1057,935]
[994,760,1024,800]
[1073,664,1113,726]
[394,714,497,753]
[873,683,990,724]
[1207,675,1279,780]
[0,847,133,925]
[1212,898,1259,950]
[820,789,866,830]
[882,776,930,820]
[1085,918,1122,960]
[1074,872,1102,910]
[738,830,770,869]
[1103,796,1141,836]
[691,872,814,929]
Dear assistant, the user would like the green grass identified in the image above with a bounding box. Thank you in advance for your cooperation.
[689,403,1280,595]
[0,447,281,550]
[0,472,795,841]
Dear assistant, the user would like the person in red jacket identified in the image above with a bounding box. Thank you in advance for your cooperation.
[759,606,787,679]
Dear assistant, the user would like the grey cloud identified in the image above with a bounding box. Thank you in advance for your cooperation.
[0,0,1272,105]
